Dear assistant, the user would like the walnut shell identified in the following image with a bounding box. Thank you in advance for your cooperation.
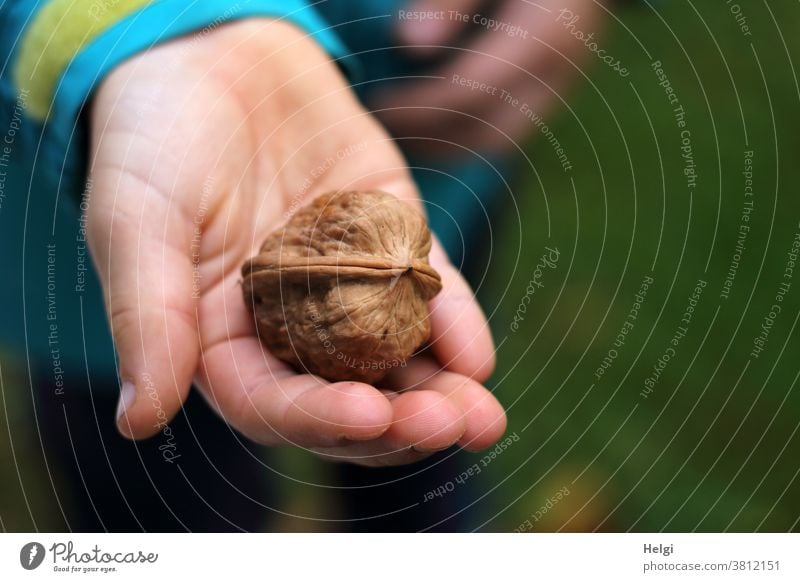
[241,190,442,383]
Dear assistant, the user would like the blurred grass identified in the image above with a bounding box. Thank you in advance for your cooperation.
[482,0,800,531]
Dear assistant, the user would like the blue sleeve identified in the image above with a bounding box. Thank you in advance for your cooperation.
[0,0,355,207]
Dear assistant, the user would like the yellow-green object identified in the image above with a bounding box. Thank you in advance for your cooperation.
[14,0,151,120]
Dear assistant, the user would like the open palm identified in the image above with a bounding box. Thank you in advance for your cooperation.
[86,19,505,466]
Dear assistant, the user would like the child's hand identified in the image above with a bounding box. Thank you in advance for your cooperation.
[378,0,607,155]
[86,19,506,466]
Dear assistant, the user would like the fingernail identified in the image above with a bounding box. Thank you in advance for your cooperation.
[116,380,137,422]
[403,20,444,45]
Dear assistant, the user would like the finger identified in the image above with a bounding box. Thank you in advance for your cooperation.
[311,387,467,466]
[388,388,466,451]
[196,276,393,447]
[311,357,507,466]
[386,357,506,451]
[376,0,588,149]
[199,339,394,447]
[395,0,487,52]
[86,163,198,440]
[395,64,575,154]
[427,238,496,382]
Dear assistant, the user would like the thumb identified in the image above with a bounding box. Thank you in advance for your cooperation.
[86,162,199,440]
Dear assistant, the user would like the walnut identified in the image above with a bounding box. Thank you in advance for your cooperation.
[241,190,442,383]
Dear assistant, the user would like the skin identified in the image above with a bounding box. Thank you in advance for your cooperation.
[87,19,506,467]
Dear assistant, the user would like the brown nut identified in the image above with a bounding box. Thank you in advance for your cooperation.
[241,190,443,383]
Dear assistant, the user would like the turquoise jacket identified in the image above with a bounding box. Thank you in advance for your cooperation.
[0,0,505,379]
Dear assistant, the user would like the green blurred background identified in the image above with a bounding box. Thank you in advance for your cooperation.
[481,0,800,532]
[2,0,799,531]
